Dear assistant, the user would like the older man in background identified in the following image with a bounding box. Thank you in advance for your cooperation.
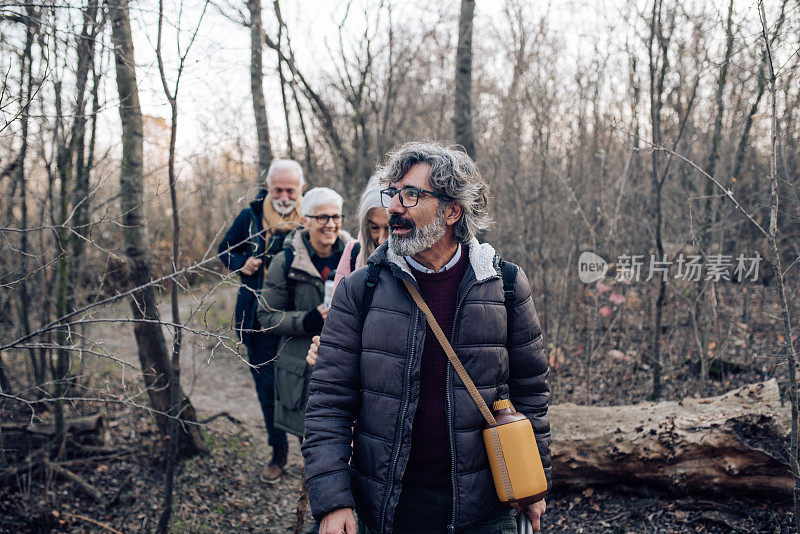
[218,159,305,483]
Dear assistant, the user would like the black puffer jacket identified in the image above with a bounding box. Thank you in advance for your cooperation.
[302,238,551,534]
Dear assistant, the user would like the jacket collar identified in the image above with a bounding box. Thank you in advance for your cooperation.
[248,189,268,217]
[287,229,353,279]
[373,236,498,283]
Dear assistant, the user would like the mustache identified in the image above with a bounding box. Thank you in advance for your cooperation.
[389,214,415,230]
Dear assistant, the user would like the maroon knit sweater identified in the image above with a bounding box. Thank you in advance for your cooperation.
[403,246,470,486]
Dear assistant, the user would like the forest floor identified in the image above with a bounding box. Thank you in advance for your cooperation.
[1,282,794,533]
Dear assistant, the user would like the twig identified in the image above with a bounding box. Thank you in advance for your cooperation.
[689,511,747,533]
[0,456,41,484]
[637,141,769,239]
[293,464,309,534]
[200,411,244,425]
[55,448,138,467]
[43,456,106,504]
[62,513,124,534]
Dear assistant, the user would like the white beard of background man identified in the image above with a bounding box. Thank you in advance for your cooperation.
[272,197,298,216]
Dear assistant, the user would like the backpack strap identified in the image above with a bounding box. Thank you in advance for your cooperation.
[361,262,381,319]
[500,258,519,306]
[283,248,296,310]
[350,242,362,272]
[496,255,519,344]
[283,248,295,278]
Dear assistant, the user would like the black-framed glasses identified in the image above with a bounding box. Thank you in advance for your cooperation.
[380,186,444,208]
[307,214,344,225]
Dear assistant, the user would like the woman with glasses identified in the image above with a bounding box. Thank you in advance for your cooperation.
[257,187,352,450]
[306,176,389,368]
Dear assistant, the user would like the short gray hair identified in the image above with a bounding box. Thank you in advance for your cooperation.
[301,187,343,217]
[265,159,305,187]
[378,141,492,243]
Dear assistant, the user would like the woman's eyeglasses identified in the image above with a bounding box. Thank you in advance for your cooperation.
[307,214,344,225]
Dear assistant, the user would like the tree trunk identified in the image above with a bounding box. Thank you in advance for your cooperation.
[15,3,41,389]
[759,1,800,525]
[550,380,792,495]
[248,0,273,183]
[106,0,206,458]
[52,1,101,455]
[647,0,667,400]
[291,80,314,180]
[700,0,735,237]
[694,0,735,388]
[275,12,294,159]
[71,2,102,304]
[730,0,787,188]
[453,0,475,158]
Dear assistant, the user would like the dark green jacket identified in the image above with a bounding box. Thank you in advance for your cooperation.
[257,229,352,437]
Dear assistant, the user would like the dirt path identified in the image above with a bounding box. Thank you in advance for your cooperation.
[91,286,265,428]
[87,284,314,532]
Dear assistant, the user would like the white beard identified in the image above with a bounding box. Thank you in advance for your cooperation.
[388,209,446,257]
[272,198,297,216]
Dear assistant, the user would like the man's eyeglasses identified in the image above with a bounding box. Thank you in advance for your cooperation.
[380,186,444,208]
[306,214,344,225]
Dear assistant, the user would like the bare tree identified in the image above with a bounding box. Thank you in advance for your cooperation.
[695,0,735,389]
[645,0,699,400]
[14,4,42,391]
[106,0,206,458]
[728,0,787,208]
[53,0,101,456]
[758,2,799,527]
[153,0,208,529]
[646,0,670,401]
[248,0,273,182]
[453,0,475,158]
[274,0,294,159]
[266,1,351,180]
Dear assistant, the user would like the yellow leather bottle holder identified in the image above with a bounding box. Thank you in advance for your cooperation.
[402,280,548,507]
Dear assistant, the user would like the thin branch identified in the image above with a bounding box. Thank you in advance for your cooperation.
[638,141,769,239]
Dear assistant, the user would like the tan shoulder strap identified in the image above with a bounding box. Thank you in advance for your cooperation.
[402,279,497,427]
[403,279,521,505]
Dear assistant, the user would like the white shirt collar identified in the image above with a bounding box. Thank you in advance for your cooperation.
[406,243,462,274]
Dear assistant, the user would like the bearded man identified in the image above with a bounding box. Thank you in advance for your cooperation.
[218,159,305,483]
[301,142,551,533]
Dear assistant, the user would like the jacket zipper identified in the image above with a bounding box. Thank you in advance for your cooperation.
[446,274,500,532]
[445,365,457,534]
[379,305,420,534]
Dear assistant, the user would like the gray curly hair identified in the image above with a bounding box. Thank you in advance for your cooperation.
[377,141,492,243]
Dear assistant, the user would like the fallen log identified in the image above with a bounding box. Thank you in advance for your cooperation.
[550,379,792,496]
[1,413,108,456]
[44,456,107,504]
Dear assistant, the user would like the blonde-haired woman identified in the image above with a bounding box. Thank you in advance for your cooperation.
[333,175,389,286]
